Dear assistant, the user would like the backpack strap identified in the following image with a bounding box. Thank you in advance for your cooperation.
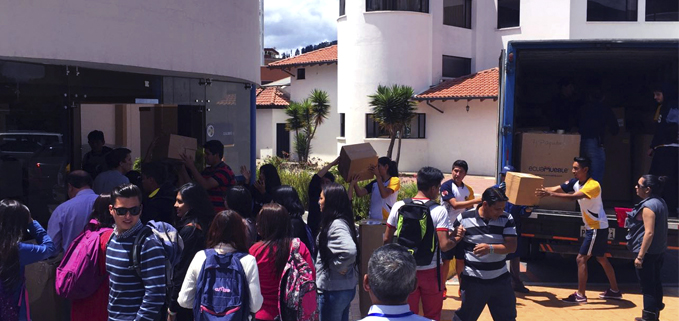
[131,225,154,277]
[404,198,414,205]
[423,199,438,208]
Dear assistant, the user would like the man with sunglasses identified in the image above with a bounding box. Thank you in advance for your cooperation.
[106,184,167,321]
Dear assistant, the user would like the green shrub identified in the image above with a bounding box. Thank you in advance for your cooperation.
[397,182,418,200]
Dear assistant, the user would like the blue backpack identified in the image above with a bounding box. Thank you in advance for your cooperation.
[193,249,250,321]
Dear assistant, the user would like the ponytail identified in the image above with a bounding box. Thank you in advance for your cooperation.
[641,175,667,196]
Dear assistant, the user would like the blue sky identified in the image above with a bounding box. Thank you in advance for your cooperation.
[264,0,338,55]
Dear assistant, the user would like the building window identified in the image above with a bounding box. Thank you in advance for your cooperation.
[340,0,346,15]
[444,0,471,29]
[587,0,637,21]
[366,113,426,139]
[497,0,520,29]
[340,113,345,137]
[297,68,306,80]
[442,56,471,78]
[366,0,429,13]
[646,0,678,21]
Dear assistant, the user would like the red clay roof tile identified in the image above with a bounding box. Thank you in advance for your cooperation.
[268,45,338,68]
[415,68,499,100]
[256,87,290,107]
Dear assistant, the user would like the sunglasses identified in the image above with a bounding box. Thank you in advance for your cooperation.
[112,206,142,216]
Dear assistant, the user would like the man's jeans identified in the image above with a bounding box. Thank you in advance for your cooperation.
[454,274,516,321]
[580,138,606,182]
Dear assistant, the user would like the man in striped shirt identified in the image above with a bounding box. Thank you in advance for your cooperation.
[452,187,517,321]
[106,184,167,321]
[180,139,236,213]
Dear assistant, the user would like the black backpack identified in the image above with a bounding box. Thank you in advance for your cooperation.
[395,198,441,290]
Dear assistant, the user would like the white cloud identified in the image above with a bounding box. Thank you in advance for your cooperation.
[264,0,338,55]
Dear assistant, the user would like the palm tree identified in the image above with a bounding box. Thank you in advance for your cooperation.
[285,101,307,137]
[368,84,417,164]
[284,89,331,163]
[306,89,331,160]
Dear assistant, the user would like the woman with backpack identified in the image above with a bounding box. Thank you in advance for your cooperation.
[241,164,282,216]
[272,185,316,255]
[348,157,400,221]
[250,203,315,321]
[168,183,214,321]
[0,199,56,321]
[225,185,257,247]
[178,210,263,318]
[315,183,359,321]
[70,194,114,321]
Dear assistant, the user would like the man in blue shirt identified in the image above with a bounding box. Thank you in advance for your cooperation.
[47,170,99,253]
[93,147,132,194]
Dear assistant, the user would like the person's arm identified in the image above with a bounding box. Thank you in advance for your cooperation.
[180,153,219,190]
[326,222,357,274]
[438,225,465,252]
[383,225,395,245]
[317,156,339,179]
[536,179,583,200]
[473,236,518,256]
[374,175,398,199]
[351,175,370,199]
[635,208,657,268]
[178,250,204,309]
[241,255,263,313]
[19,220,56,266]
[46,210,63,254]
[447,195,482,210]
[136,237,167,321]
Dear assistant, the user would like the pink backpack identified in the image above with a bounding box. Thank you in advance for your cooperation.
[277,238,318,321]
[55,219,112,300]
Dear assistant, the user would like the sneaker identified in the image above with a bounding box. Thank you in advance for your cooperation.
[599,289,622,300]
[562,292,587,303]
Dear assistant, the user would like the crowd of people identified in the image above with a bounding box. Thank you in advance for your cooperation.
[0,97,673,321]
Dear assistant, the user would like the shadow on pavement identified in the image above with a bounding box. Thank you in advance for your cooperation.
[516,290,637,310]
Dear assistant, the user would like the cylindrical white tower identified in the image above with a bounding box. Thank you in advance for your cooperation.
[337,0,434,147]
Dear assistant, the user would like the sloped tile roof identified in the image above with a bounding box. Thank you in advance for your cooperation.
[256,87,290,107]
[268,45,338,68]
[415,68,499,100]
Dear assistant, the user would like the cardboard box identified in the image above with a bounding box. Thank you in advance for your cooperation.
[603,133,632,203]
[505,172,544,206]
[338,143,378,182]
[358,220,386,317]
[26,255,66,321]
[151,134,198,161]
[519,132,580,211]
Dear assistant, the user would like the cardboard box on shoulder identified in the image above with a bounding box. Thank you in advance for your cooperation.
[505,172,544,206]
[338,143,378,182]
[519,132,580,211]
[151,134,198,161]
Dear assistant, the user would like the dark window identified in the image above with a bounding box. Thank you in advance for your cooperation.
[366,113,426,139]
[444,0,471,28]
[340,0,346,15]
[497,0,520,28]
[297,68,306,80]
[442,56,471,78]
[366,0,429,13]
[340,113,346,137]
[587,0,637,21]
[646,0,678,21]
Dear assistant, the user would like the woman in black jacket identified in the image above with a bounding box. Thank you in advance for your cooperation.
[241,164,282,215]
[271,185,315,255]
[167,183,214,321]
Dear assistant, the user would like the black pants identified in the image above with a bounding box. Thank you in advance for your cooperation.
[454,274,516,321]
[650,147,678,216]
[636,252,665,312]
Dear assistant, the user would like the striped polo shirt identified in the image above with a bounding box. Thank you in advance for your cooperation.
[453,209,517,280]
[201,161,236,213]
[106,221,167,321]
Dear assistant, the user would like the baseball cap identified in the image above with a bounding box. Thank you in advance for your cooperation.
[500,165,515,175]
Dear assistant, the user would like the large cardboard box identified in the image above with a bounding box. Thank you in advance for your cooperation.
[151,134,198,161]
[505,172,544,206]
[603,133,632,203]
[358,220,385,317]
[338,143,378,182]
[519,132,580,211]
[26,256,66,321]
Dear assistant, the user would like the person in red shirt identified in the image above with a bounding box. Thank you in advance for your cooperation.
[250,203,315,321]
[180,140,235,213]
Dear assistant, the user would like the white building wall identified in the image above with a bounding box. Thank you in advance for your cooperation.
[0,0,261,83]
[255,108,289,159]
[287,64,340,161]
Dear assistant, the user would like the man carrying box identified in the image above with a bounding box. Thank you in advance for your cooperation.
[536,156,621,303]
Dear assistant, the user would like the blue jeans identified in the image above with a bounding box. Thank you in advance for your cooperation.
[580,138,605,182]
[318,288,355,321]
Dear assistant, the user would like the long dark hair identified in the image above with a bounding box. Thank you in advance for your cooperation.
[641,175,667,197]
[177,183,215,229]
[0,199,31,289]
[89,194,114,228]
[225,185,254,220]
[256,203,291,274]
[272,185,304,218]
[206,210,248,252]
[378,157,398,178]
[318,183,359,272]
[259,164,282,194]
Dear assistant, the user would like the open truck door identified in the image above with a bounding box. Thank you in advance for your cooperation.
[496,45,517,177]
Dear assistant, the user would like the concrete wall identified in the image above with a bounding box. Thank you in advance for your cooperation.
[0,0,261,83]
[287,64,340,161]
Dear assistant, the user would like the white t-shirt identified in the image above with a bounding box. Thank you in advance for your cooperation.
[367,177,401,220]
[561,178,608,230]
[440,179,475,223]
[386,198,451,270]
